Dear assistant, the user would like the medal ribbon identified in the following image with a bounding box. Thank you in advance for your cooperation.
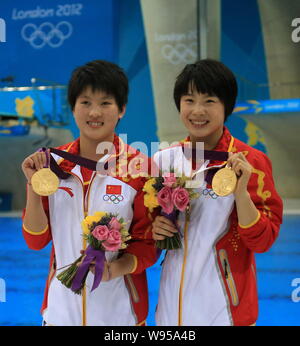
[181,147,230,185]
[37,147,110,179]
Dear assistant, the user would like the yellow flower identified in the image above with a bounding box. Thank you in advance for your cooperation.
[121,228,130,236]
[143,178,156,194]
[81,211,107,234]
[84,211,107,227]
[144,192,159,212]
[93,211,107,220]
[81,219,90,235]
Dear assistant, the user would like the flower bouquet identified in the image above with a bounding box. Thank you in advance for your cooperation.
[143,173,199,250]
[56,211,130,295]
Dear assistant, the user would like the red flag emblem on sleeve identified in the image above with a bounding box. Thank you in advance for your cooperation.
[106,185,122,195]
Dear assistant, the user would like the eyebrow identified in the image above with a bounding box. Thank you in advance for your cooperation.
[79,94,114,100]
[182,93,217,97]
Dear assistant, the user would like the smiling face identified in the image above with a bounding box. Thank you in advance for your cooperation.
[180,84,225,149]
[73,87,125,144]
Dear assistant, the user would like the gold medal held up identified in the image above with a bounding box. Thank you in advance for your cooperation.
[212,166,237,197]
[31,168,59,196]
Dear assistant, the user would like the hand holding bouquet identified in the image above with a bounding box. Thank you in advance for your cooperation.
[56,211,130,295]
[143,173,199,250]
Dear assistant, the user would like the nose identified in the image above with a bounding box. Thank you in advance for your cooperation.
[89,105,102,118]
[192,103,206,116]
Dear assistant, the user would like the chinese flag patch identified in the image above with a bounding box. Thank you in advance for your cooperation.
[106,185,122,195]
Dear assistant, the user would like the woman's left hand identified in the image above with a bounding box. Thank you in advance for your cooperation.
[89,261,111,281]
[80,250,111,281]
[227,152,253,196]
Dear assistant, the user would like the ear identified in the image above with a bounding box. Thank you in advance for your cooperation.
[118,105,126,119]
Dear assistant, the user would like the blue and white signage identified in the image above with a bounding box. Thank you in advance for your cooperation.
[234,99,300,114]
[0,0,116,86]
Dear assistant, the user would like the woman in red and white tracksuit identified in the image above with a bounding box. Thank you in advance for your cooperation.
[22,60,157,326]
[152,59,283,326]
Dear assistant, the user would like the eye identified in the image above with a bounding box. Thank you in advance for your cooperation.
[102,101,112,106]
[81,101,90,105]
[206,99,215,103]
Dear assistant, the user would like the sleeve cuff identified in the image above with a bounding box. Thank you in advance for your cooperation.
[129,255,138,274]
[238,210,261,229]
[23,223,49,235]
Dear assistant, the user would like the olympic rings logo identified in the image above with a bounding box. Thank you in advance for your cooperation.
[103,194,124,204]
[202,188,218,199]
[21,21,73,49]
[161,42,197,65]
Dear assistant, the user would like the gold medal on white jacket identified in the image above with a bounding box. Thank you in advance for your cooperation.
[212,166,237,197]
[31,168,59,196]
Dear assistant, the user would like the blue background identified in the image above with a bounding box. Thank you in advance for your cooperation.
[0,0,116,86]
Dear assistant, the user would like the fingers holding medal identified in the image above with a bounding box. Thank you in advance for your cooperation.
[32,150,49,170]
[22,150,49,181]
[22,149,59,196]
[212,152,253,197]
[227,152,253,181]
[218,152,253,196]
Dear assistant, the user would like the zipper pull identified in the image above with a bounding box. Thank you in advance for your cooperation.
[224,259,228,279]
[186,205,191,222]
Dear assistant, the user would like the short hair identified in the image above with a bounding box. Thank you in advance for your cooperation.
[68,60,128,111]
[173,59,238,121]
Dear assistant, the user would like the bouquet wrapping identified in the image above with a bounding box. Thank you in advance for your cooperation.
[143,173,199,250]
[56,211,130,295]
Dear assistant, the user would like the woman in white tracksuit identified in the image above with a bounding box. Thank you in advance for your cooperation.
[152,59,283,326]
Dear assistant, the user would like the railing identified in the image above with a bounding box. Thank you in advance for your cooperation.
[235,74,300,101]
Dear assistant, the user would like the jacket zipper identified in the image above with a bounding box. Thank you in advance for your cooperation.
[66,170,96,326]
[219,249,239,307]
[82,172,97,325]
[178,206,190,326]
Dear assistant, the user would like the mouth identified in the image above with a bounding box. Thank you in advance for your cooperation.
[189,119,209,127]
[86,121,104,128]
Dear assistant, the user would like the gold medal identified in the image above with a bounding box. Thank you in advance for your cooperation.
[212,166,237,197]
[31,168,59,196]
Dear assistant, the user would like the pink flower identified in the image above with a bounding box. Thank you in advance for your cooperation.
[172,187,190,212]
[108,217,121,231]
[92,225,109,241]
[162,173,177,188]
[102,230,122,251]
[157,186,174,214]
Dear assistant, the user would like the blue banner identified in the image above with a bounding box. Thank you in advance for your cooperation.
[0,86,70,125]
[0,0,117,86]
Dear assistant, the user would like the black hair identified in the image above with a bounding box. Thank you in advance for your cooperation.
[173,59,238,121]
[68,60,128,111]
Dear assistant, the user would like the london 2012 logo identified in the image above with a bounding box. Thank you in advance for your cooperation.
[21,21,72,49]
[161,42,197,65]
[0,18,6,42]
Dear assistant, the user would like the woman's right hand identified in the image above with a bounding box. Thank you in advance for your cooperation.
[21,150,49,184]
[152,215,178,241]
